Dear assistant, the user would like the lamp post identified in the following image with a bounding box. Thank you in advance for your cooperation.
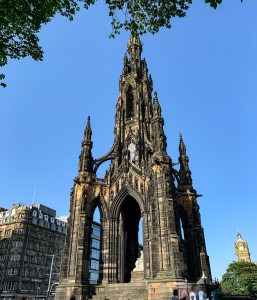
[185,278,189,299]
[45,254,60,299]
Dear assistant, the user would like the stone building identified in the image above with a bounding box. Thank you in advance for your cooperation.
[0,204,67,299]
[235,232,251,262]
[56,36,211,300]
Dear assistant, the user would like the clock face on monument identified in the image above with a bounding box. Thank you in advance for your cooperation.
[239,246,244,251]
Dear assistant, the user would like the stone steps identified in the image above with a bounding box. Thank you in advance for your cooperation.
[90,282,148,300]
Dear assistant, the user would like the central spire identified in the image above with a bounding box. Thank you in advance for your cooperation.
[127,35,143,74]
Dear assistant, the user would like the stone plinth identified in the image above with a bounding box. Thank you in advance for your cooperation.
[131,270,145,283]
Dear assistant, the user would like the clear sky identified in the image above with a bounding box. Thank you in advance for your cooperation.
[1,1,257,281]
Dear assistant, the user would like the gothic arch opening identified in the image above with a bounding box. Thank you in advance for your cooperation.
[89,206,102,284]
[126,85,134,120]
[117,196,142,283]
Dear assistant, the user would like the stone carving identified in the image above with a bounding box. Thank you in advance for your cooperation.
[128,142,136,162]
[133,250,144,271]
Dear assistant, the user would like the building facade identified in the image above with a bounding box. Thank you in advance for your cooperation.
[0,204,67,300]
[56,36,211,300]
[235,232,251,262]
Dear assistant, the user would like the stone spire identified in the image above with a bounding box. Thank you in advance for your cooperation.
[84,116,92,141]
[78,116,93,174]
[153,91,162,117]
[127,35,142,73]
[151,91,167,153]
[178,133,193,188]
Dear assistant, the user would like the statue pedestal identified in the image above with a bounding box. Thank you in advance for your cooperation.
[130,270,144,283]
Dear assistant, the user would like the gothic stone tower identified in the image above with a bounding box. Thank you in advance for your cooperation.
[55,37,211,300]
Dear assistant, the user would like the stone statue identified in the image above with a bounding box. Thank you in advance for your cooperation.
[133,250,144,271]
[128,142,136,162]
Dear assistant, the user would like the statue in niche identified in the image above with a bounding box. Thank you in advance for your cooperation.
[133,250,144,271]
[128,142,136,162]
[81,187,87,211]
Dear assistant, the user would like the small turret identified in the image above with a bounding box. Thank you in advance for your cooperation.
[84,116,92,141]
[123,53,131,76]
[78,116,93,174]
[153,91,162,117]
[151,91,167,152]
[178,133,193,188]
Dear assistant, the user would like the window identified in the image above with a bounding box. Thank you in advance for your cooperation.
[90,260,99,270]
[4,281,15,290]
[8,269,16,275]
[92,225,100,237]
[91,250,100,260]
[90,272,99,281]
[92,239,100,250]
[5,229,11,236]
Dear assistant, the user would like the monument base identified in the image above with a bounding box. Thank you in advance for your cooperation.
[131,270,145,283]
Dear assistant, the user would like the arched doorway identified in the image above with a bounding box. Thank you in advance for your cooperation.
[117,196,142,283]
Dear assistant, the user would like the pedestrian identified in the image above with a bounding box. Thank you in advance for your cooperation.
[172,289,179,300]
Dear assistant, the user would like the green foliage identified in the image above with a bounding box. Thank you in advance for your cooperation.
[0,0,243,87]
[221,262,257,299]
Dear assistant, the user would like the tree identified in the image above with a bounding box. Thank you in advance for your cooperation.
[0,0,242,87]
[221,262,257,299]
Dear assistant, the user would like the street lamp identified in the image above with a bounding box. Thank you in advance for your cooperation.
[185,278,189,299]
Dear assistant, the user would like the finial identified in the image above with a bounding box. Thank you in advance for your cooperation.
[124,53,128,63]
[84,115,92,140]
[237,230,243,241]
[179,133,186,156]
[153,91,162,117]
[153,91,159,104]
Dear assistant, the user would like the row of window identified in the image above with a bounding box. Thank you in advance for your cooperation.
[0,254,21,261]
[0,255,8,261]
[1,281,47,291]
[27,240,54,253]
[0,240,10,248]
[32,218,66,233]
[22,267,45,278]
[10,254,21,261]
[0,229,12,236]
[2,281,15,291]
[7,268,18,276]
[32,210,66,226]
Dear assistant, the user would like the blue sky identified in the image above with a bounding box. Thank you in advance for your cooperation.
[1,1,257,281]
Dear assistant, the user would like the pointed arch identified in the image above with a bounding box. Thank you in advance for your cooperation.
[110,186,144,218]
[125,85,134,120]
[90,196,109,221]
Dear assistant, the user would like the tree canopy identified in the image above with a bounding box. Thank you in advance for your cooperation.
[0,0,242,87]
[221,262,257,299]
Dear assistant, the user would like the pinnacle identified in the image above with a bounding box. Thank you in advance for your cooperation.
[86,115,91,129]
[84,115,92,141]
[127,34,142,48]
[179,133,187,156]
[153,91,159,105]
